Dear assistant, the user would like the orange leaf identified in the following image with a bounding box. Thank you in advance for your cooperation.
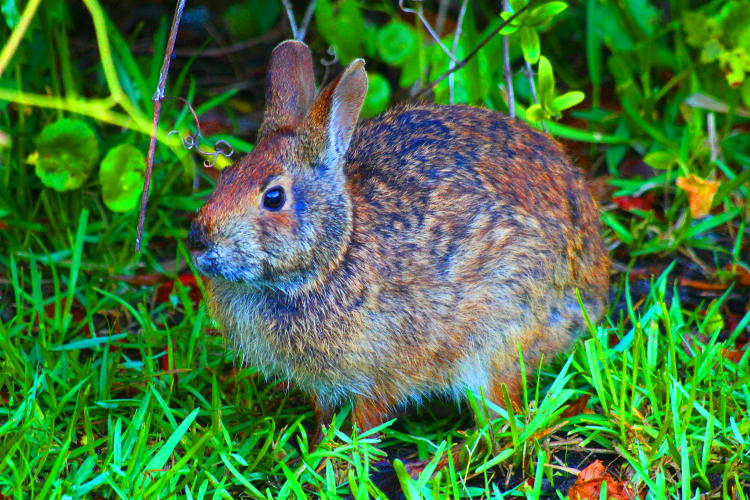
[567,460,634,500]
[676,174,720,218]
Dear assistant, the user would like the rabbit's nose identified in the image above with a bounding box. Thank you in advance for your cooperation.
[187,221,209,251]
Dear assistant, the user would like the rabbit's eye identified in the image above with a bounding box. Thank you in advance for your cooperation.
[262,186,285,211]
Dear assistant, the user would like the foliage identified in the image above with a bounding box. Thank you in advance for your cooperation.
[33,119,99,191]
[0,0,749,497]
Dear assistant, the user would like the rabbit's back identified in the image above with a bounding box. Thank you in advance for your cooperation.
[346,103,607,297]
[327,104,609,401]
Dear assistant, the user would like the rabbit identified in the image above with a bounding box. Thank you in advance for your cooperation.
[188,40,610,434]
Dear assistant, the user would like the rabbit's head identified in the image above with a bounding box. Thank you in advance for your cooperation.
[188,41,368,291]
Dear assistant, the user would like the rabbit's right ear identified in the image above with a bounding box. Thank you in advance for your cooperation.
[305,59,368,169]
[258,40,316,139]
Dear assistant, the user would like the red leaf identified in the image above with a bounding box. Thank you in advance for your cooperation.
[613,192,655,211]
[567,460,634,500]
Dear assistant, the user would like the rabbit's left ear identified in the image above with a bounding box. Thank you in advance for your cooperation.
[259,40,316,139]
[306,59,368,167]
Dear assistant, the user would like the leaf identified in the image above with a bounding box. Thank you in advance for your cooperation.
[519,27,540,64]
[99,144,145,212]
[549,91,585,113]
[526,103,547,122]
[498,11,520,36]
[361,72,391,118]
[1,0,19,29]
[315,0,366,64]
[643,151,675,170]
[676,174,721,218]
[526,1,568,26]
[35,119,99,191]
[700,39,724,63]
[376,21,417,66]
[567,460,633,500]
[537,55,555,105]
[683,11,713,47]
[225,0,281,39]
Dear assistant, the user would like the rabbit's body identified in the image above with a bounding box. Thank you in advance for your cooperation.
[190,41,609,430]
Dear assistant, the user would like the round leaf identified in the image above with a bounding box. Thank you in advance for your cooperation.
[35,119,99,191]
[526,103,547,122]
[99,144,146,212]
[361,73,391,118]
[376,21,417,66]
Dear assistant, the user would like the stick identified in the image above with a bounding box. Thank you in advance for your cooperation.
[415,0,537,98]
[502,0,514,117]
[136,0,187,252]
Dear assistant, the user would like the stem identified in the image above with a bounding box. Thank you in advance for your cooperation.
[0,0,43,77]
[137,0,188,252]
[502,0,514,117]
[449,0,469,104]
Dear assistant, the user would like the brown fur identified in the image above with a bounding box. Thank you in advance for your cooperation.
[188,41,610,432]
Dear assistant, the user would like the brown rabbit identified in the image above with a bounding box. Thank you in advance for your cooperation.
[188,40,609,433]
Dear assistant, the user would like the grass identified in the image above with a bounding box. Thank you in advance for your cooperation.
[1,0,750,498]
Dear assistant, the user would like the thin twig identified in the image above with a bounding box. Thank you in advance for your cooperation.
[298,0,317,41]
[400,0,458,62]
[435,0,450,38]
[525,58,546,130]
[136,0,187,253]
[415,0,536,98]
[281,0,299,39]
[502,0,514,117]
[0,0,43,78]
[449,0,469,104]
[707,112,719,162]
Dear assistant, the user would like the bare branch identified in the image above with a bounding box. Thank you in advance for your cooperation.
[298,1,317,41]
[400,0,458,62]
[281,0,299,39]
[502,0,514,117]
[449,0,469,104]
[137,0,187,253]
[415,0,537,98]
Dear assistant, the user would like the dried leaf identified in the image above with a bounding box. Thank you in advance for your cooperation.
[676,174,720,218]
[724,264,750,286]
[561,394,592,418]
[567,460,633,500]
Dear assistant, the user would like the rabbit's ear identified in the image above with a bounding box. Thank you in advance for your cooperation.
[307,59,368,167]
[259,40,316,138]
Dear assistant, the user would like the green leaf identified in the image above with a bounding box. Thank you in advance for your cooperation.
[498,11,520,36]
[700,39,723,63]
[550,91,585,113]
[526,1,568,26]
[2,0,19,29]
[35,119,99,192]
[643,151,675,170]
[741,79,750,111]
[376,21,417,66]
[225,0,281,39]
[99,144,145,212]
[526,103,547,122]
[537,55,555,105]
[683,12,713,47]
[315,0,366,64]
[519,27,540,64]
[144,408,199,472]
[361,72,391,118]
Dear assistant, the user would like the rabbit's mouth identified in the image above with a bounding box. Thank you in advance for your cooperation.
[191,248,262,284]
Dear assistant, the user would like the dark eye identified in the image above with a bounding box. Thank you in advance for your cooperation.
[262,186,285,211]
